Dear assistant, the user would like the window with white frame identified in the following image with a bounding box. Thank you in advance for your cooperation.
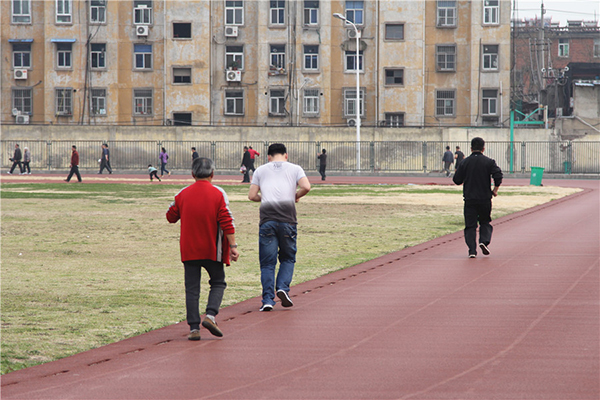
[56,0,72,23]
[225,90,244,115]
[345,1,364,25]
[482,89,498,116]
[270,0,285,25]
[303,89,319,115]
[173,67,191,84]
[594,38,600,58]
[385,23,404,40]
[558,38,569,57]
[12,0,31,23]
[304,0,319,26]
[134,44,152,69]
[91,88,107,115]
[56,42,72,68]
[270,44,286,69]
[385,113,405,127]
[343,88,365,117]
[345,50,364,72]
[91,43,106,68]
[385,68,404,85]
[225,0,243,25]
[435,90,455,116]
[269,89,286,115]
[482,44,498,70]
[90,0,106,23]
[133,89,153,115]
[226,45,244,69]
[12,43,31,68]
[304,45,319,70]
[436,45,456,71]
[134,0,152,24]
[55,88,73,115]
[483,0,499,25]
[12,88,32,114]
[437,0,456,27]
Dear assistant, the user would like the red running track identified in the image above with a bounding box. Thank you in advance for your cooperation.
[1,176,599,399]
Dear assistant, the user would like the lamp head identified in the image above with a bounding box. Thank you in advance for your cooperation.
[333,13,346,21]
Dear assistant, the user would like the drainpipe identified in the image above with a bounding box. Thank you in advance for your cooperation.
[163,0,167,125]
[422,3,426,126]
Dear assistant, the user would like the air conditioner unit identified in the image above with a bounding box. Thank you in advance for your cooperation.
[226,70,241,82]
[224,26,238,38]
[16,115,30,124]
[12,108,20,116]
[14,69,28,80]
[136,25,149,36]
[347,118,357,127]
[347,28,362,40]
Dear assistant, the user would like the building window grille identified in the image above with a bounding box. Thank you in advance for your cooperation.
[385,113,405,127]
[270,44,286,69]
[436,90,456,116]
[91,88,107,115]
[134,89,153,115]
[225,0,244,25]
[437,0,456,27]
[385,23,404,40]
[436,45,456,71]
[12,0,31,23]
[55,88,73,115]
[225,90,244,115]
[343,88,365,117]
[12,88,32,114]
[385,69,404,85]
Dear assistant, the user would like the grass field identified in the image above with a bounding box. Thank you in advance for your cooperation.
[0,182,580,374]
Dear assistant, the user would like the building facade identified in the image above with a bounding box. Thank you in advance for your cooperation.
[2,0,511,128]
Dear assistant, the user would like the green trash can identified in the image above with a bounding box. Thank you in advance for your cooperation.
[563,161,572,175]
[530,167,544,186]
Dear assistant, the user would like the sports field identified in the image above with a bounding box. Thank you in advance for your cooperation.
[0,181,580,374]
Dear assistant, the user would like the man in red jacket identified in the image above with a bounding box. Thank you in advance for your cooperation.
[167,157,239,340]
[64,145,82,183]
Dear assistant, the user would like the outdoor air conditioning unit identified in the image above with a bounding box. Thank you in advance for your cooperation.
[347,28,361,40]
[14,69,28,80]
[347,118,357,127]
[226,70,241,82]
[136,25,149,36]
[224,26,238,38]
[16,115,30,124]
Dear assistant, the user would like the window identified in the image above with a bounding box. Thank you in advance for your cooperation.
[225,90,244,115]
[91,88,107,115]
[344,88,365,117]
[90,0,106,23]
[134,44,152,69]
[385,113,405,127]
[12,43,31,68]
[483,0,499,25]
[482,44,498,70]
[56,43,72,68]
[91,43,106,68]
[134,0,152,24]
[594,38,600,58]
[437,1,456,27]
[303,88,319,115]
[304,0,319,26]
[12,88,32,114]
[558,38,569,57]
[436,45,456,71]
[226,45,244,69]
[173,67,191,84]
[134,89,153,115]
[385,23,404,40]
[270,44,286,69]
[345,50,364,72]
[345,1,364,25]
[270,0,285,25]
[385,69,404,85]
[172,113,192,126]
[482,89,498,115]
[55,88,73,115]
[304,45,319,70]
[173,22,192,38]
[436,90,455,116]
[225,0,243,25]
[56,0,72,23]
[269,89,286,115]
[12,0,31,23]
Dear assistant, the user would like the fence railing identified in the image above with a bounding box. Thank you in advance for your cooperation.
[2,140,599,175]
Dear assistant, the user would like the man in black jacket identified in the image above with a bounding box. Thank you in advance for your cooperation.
[452,137,503,258]
[8,144,23,175]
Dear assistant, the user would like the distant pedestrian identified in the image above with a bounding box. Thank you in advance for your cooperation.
[442,146,454,177]
[248,146,260,173]
[148,164,161,181]
[317,149,327,181]
[7,144,23,175]
[454,146,465,170]
[191,147,199,161]
[22,146,31,174]
[159,147,170,177]
[452,137,503,258]
[241,146,252,183]
[64,145,82,183]
[166,157,239,341]
[98,143,112,174]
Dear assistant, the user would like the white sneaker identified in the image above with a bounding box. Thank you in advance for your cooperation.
[469,254,476,259]
[479,243,490,256]
[259,304,273,312]
[276,290,294,307]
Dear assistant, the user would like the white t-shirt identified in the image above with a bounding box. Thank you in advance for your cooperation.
[251,161,306,225]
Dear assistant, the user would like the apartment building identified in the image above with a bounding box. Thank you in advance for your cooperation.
[2,0,511,128]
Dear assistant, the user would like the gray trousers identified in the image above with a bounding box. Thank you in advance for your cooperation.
[183,260,226,330]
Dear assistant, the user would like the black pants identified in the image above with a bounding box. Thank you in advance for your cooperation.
[319,164,326,180]
[443,162,453,176]
[463,201,493,255]
[9,161,23,174]
[22,161,30,173]
[184,260,227,331]
[66,165,82,182]
[99,159,112,174]
[150,171,160,180]
[242,166,250,182]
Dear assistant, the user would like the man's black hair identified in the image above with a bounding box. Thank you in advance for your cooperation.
[446,146,450,150]
[268,143,287,156]
[471,137,485,151]
[191,147,196,151]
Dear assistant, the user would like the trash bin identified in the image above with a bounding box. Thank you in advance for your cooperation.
[530,166,544,186]
[563,161,572,175]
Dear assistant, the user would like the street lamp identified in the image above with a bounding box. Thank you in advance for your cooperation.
[333,12,361,171]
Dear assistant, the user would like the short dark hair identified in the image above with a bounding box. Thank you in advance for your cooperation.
[72,145,77,149]
[446,146,450,150]
[322,149,326,153]
[191,147,196,151]
[243,146,248,150]
[456,146,460,149]
[148,164,152,167]
[268,143,287,156]
[471,137,485,151]
[192,157,215,179]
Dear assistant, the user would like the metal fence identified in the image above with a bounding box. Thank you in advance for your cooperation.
[2,140,599,175]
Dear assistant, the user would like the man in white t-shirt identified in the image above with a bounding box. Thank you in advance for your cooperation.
[248,143,311,311]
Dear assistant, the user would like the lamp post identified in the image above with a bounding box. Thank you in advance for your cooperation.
[333,12,361,171]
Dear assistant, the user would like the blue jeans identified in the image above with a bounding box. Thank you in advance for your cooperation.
[161,162,169,175]
[259,221,297,306]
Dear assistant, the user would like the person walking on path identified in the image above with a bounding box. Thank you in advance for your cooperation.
[241,146,252,183]
[8,144,23,175]
[452,137,503,258]
[148,164,161,181]
[442,146,454,177]
[248,146,260,173]
[248,143,311,311]
[191,147,199,161]
[159,147,170,177]
[22,146,31,174]
[98,143,112,174]
[317,149,327,181]
[454,146,465,171]
[64,145,82,183]
[167,157,239,340]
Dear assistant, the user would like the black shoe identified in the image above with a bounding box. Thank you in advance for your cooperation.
[259,304,274,312]
[276,290,294,307]
[469,254,477,259]
[479,243,490,256]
